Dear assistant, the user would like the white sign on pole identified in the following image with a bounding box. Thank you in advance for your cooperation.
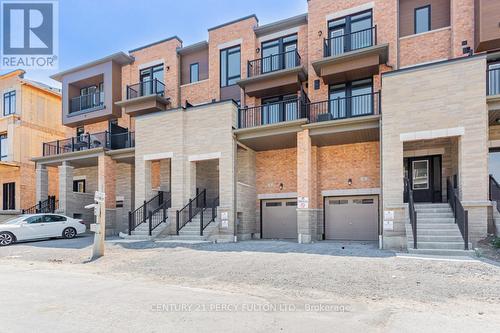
[383,220,394,231]
[94,191,106,203]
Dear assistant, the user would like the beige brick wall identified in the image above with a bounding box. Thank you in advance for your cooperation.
[382,56,489,243]
[134,101,237,238]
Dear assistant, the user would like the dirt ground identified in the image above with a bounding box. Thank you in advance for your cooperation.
[1,235,499,332]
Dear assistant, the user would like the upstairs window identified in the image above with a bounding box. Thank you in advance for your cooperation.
[220,46,241,87]
[0,134,7,161]
[140,64,164,95]
[3,91,16,116]
[415,5,431,34]
[190,63,199,83]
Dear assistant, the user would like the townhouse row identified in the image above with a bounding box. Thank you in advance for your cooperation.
[17,0,500,251]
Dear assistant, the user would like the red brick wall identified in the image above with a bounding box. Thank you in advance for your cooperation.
[256,148,297,195]
[208,17,258,102]
[122,38,182,108]
[307,0,398,103]
[399,27,452,67]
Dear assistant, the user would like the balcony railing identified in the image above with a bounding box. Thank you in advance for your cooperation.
[306,91,380,123]
[487,67,500,96]
[324,26,377,57]
[126,78,165,99]
[247,49,301,78]
[42,131,135,157]
[69,91,104,114]
[238,98,307,129]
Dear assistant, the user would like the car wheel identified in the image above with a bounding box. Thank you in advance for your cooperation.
[0,232,15,246]
[62,227,77,239]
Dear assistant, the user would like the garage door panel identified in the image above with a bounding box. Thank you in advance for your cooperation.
[262,199,297,239]
[325,196,378,241]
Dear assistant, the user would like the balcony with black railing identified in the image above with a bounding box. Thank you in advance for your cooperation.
[238,50,307,98]
[306,91,380,123]
[126,78,165,100]
[42,131,135,157]
[248,50,302,78]
[238,98,307,129]
[324,26,377,57]
[117,78,171,117]
[312,26,388,85]
[69,91,105,114]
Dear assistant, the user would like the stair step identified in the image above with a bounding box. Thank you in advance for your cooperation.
[414,235,466,242]
[162,235,209,241]
[407,241,470,250]
[415,203,450,208]
[416,213,454,218]
[413,223,459,229]
[407,248,474,256]
[417,218,455,223]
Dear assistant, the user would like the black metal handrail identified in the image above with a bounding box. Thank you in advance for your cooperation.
[238,98,307,129]
[324,26,377,57]
[147,198,171,236]
[489,175,500,214]
[487,67,500,96]
[306,91,380,123]
[70,91,104,114]
[404,178,417,249]
[126,78,165,99]
[42,131,135,157]
[201,196,219,235]
[248,49,301,78]
[22,196,58,214]
[128,191,168,235]
[176,189,207,234]
[447,178,469,250]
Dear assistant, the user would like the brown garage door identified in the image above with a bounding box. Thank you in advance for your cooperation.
[325,196,378,241]
[262,199,297,239]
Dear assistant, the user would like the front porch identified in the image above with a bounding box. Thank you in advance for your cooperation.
[33,148,135,236]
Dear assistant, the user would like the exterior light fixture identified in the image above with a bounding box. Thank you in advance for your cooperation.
[348,178,353,186]
[318,30,323,37]
[279,183,284,191]
[256,47,260,54]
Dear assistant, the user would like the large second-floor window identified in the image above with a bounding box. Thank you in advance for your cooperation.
[261,34,298,74]
[329,79,373,119]
[328,10,373,56]
[220,46,240,87]
[140,64,164,96]
[415,5,431,34]
[0,134,8,161]
[3,91,16,116]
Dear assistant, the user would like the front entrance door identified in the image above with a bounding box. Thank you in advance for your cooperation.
[2,182,15,210]
[405,156,442,203]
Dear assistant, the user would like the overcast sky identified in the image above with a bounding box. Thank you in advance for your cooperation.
[2,0,307,88]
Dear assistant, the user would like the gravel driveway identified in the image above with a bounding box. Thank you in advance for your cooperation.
[1,236,499,332]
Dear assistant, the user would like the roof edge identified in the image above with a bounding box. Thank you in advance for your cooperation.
[254,13,308,37]
[129,36,183,53]
[208,14,258,32]
[177,41,209,55]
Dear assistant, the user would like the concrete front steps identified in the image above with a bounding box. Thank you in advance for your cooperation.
[405,203,473,256]
[119,217,169,240]
[158,210,218,241]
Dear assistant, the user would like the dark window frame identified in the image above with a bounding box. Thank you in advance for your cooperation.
[0,133,7,161]
[328,78,374,118]
[190,63,199,83]
[73,179,86,193]
[327,9,373,53]
[2,182,15,210]
[414,5,431,34]
[220,45,241,88]
[3,90,16,116]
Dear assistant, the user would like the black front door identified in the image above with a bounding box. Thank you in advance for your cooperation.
[3,182,15,210]
[405,156,442,203]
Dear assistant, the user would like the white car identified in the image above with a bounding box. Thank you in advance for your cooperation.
[0,214,86,246]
